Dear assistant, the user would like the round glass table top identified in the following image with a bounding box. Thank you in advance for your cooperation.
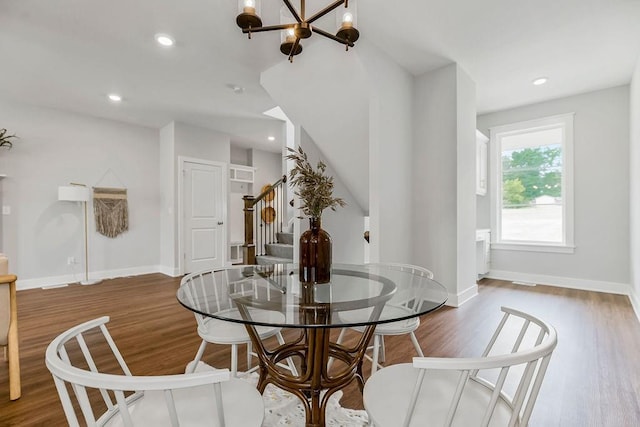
[177,263,448,329]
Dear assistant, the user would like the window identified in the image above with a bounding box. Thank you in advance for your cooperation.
[490,113,574,253]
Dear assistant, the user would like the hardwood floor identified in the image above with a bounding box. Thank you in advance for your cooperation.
[1,274,639,426]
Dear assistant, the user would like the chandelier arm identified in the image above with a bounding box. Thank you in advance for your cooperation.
[282,0,303,23]
[288,37,301,62]
[307,0,346,24]
[312,26,354,47]
[242,24,292,34]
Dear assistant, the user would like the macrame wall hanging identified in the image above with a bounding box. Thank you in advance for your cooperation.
[93,187,129,238]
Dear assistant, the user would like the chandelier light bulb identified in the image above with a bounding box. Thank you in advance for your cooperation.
[342,12,353,25]
[243,0,256,13]
[285,27,295,42]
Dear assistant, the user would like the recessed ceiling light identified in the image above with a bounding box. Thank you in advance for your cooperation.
[268,136,275,141]
[532,77,548,86]
[155,33,175,47]
[108,94,122,102]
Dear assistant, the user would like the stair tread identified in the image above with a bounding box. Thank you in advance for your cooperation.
[266,243,293,248]
[276,232,294,245]
[256,255,293,265]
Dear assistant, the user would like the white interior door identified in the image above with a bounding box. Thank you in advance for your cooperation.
[183,160,226,273]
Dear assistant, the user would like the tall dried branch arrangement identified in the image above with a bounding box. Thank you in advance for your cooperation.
[0,128,18,149]
[286,147,346,219]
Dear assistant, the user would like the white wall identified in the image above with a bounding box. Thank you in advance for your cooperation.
[412,64,478,305]
[630,58,640,314]
[230,146,250,166]
[357,39,414,264]
[260,42,370,212]
[456,66,479,302]
[159,122,175,274]
[299,129,365,264]
[251,149,282,196]
[477,86,631,291]
[0,100,160,289]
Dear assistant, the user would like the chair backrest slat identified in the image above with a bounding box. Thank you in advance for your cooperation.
[164,389,180,427]
[214,382,226,427]
[75,332,116,412]
[114,389,134,427]
[402,368,427,427]
[480,365,511,427]
[520,352,554,425]
[444,370,471,427]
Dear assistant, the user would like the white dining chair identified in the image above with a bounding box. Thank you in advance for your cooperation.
[181,267,297,377]
[335,262,435,374]
[363,306,558,427]
[45,316,264,427]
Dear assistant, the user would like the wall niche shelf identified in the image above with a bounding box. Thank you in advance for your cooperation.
[230,164,255,183]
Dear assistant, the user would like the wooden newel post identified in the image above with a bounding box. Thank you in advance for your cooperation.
[243,195,256,265]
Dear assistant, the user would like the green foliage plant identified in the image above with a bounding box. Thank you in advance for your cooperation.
[503,178,526,207]
[0,128,18,149]
[502,145,561,206]
[286,147,346,219]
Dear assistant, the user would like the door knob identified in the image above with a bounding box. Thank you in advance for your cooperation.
[218,221,224,225]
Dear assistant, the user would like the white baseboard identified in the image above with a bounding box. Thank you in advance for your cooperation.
[487,269,640,323]
[487,269,631,295]
[158,265,182,277]
[630,288,640,324]
[446,283,478,307]
[17,265,166,291]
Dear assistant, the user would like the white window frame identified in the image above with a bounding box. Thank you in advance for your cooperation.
[490,113,575,253]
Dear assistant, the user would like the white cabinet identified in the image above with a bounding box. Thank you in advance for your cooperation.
[229,164,255,183]
[476,130,488,196]
[476,229,491,278]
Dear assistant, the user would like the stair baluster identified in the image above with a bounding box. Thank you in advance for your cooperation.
[242,175,287,265]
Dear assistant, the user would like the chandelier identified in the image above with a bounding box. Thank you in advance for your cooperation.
[236,0,360,62]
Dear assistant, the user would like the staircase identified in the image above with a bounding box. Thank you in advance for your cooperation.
[256,231,294,265]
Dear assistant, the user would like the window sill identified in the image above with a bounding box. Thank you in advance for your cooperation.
[491,242,575,254]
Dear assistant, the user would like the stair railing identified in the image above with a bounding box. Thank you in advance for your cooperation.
[242,175,287,265]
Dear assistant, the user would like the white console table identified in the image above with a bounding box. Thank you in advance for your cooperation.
[476,229,491,279]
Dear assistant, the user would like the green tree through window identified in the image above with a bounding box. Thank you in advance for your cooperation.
[502,145,561,207]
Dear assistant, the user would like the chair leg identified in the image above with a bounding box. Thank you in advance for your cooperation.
[371,334,381,374]
[8,335,21,401]
[8,280,21,400]
[327,328,347,371]
[188,340,208,373]
[231,344,238,377]
[276,332,298,376]
[379,336,386,363]
[246,342,252,371]
[409,332,424,357]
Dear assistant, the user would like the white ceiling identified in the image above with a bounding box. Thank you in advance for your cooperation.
[1,0,639,152]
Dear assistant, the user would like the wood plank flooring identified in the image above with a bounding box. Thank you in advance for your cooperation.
[1,274,639,426]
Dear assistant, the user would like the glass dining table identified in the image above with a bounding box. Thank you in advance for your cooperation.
[177,263,448,427]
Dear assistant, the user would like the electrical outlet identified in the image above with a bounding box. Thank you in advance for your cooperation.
[67,256,76,265]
